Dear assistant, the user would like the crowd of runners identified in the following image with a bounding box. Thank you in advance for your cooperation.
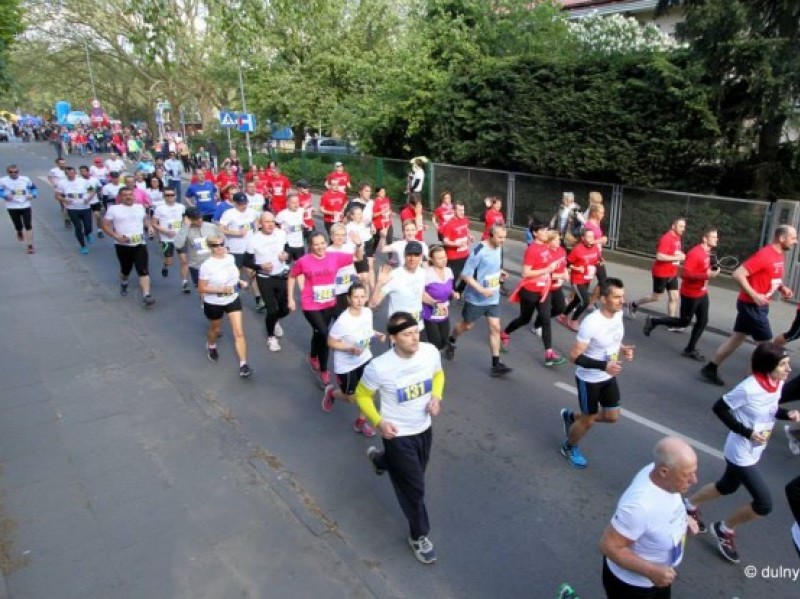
[3,150,800,598]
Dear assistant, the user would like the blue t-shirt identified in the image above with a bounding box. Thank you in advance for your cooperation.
[185,182,217,216]
[462,242,503,306]
[213,201,234,222]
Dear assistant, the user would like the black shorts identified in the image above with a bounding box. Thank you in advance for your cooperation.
[715,459,772,516]
[203,297,242,321]
[161,241,175,258]
[90,202,102,213]
[576,376,620,415]
[231,252,245,269]
[286,246,305,262]
[336,362,369,395]
[115,244,149,277]
[652,275,679,294]
[354,256,369,274]
[363,239,376,258]
[733,299,772,341]
[7,207,32,231]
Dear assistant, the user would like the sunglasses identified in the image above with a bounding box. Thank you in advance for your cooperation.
[164,193,176,197]
[207,242,225,248]
[8,171,18,174]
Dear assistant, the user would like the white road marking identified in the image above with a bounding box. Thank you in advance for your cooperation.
[553,381,724,460]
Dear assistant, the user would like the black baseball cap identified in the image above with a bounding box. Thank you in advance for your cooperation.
[233,192,248,204]
[185,207,201,219]
[404,241,423,255]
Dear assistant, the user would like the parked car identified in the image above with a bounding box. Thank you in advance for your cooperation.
[308,137,358,154]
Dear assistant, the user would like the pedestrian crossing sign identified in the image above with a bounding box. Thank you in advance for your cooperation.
[219,111,238,128]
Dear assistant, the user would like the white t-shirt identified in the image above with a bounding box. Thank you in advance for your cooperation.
[329,308,375,374]
[105,204,147,246]
[575,310,624,383]
[344,220,372,250]
[722,376,782,466]
[360,342,441,436]
[0,175,34,209]
[328,246,358,295]
[199,254,240,306]
[100,182,123,203]
[57,178,93,209]
[246,192,265,213]
[246,229,289,276]
[48,167,66,186]
[82,177,102,204]
[153,203,186,242]
[146,188,164,210]
[105,158,126,174]
[90,165,109,183]
[607,464,688,588]
[276,208,305,248]
[219,207,258,254]
[380,266,426,328]
[387,239,429,263]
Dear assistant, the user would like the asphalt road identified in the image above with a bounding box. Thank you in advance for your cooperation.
[3,142,799,598]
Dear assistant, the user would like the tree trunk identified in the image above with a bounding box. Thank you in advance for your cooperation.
[752,113,786,200]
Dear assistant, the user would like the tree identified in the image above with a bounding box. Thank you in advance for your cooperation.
[661,0,800,198]
[0,0,24,91]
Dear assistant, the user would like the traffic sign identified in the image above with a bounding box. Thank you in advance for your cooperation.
[219,110,238,128]
[238,113,256,133]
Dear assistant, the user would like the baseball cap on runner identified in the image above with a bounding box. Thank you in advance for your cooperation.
[297,180,309,188]
[185,207,201,219]
[334,161,343,167]
[93,157,103,164]
[233,192,248,204]
[404,241,424,255]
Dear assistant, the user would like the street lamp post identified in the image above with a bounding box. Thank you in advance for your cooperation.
[238,63,253,165]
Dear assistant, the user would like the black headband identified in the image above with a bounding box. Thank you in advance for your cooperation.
[387,316,418,336]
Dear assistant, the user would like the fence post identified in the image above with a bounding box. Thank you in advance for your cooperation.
[609,183,623,251]
[506,172,515,228]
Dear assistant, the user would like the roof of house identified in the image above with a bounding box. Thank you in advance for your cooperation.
[561,0,662,17]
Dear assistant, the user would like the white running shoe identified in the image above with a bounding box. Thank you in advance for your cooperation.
[274,322,284,337]
[267,337,281,352]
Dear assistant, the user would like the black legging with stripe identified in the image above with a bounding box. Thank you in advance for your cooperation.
[303,307,336,373]
[504,289,552,349]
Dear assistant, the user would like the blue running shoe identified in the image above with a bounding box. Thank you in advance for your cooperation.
[560,408,574,440]
[79,246,89,255]
[86,233,94,245]
[556,583,580,599]
[560,443,587,469]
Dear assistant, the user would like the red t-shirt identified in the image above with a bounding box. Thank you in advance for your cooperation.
[550,246,567,290]
[400,205,423,241]
[325,171,350,189]
[268,175,291,214]
[568,243,601,286]
[737,245,785,304]
[320,190,347,224]
[215,172,236,199]
[433,203,455,233]
[298,191,314,228]
[482,208,505,240]
[652,230,682,278]
[442,217,471,261]
[372,196,393,231]
[520,242,552,292]
[680,244,711,299]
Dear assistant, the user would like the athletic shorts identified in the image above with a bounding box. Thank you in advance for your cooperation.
[90,202,102,213]
[203,297,242,321]
[336,362,369,396]
[652,275,679,294]
[161,241,175,258]
[7,207,32,231]
[231,252,245,269]
[575,376,621,415]
[461,301,500,323]
[733,299,772,342]
[354,256,369,274]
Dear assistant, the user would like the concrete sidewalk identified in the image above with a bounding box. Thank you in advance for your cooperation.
[0,213,375,597]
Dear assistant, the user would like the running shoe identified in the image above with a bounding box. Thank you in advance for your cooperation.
[560,408,575,440]
[239,363,253,378]
[267,337,281,352]
[366,446,386,476]
[354,416,376,437]
[712,521,740,563]
[556,314,571,329]
[684,499,707,534]
[255,297,266,312]
[182,281,191,294]
[560,443,587,469]
[700,363,725,386]
[785,425,800,456]
[500,331,510,351]
[306,354,321,373]
[490,361,512,377]
[408,535,437,564]
[443,341,456,361]
[624,301,637,319]
[556,584,580,599]
[567,319,580,333]
[79,246,89,255]
[681,348,705,361]
[161,267,168,277]
[643,316,654,337]
[318,371,330,388]
[668,326,686,333]
[26,245,35,255]
[97,230,104,239]
[142,294,155,307]
[545,351,566,367]
[207,345,219,362]
[120,282,128,296]
[274,322,284,337]
[64,218,71,229]
[531,326,542,337]
[322,384,335,412]
[86,233,94,245]
[15,231,23,241]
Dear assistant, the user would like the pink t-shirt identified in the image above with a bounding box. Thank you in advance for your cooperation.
[290,252,354,311]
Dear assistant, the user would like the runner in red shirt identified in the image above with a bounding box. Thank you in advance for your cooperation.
[432,191,455,242]
[268,167,291,214]
[701,225,797,386]
[400,197,424,241]
[482,197,505,240]
[371,186,393,249]
[502,220,566,367]
[559,228,601,332]
[296,180,316,239]
[627,218,686,319]
[533,231,568,335]
[319,184,347,236]
[643,227,720,360]
[441,201,472,285]
[324,162,351,191]
[215,166,237,200]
